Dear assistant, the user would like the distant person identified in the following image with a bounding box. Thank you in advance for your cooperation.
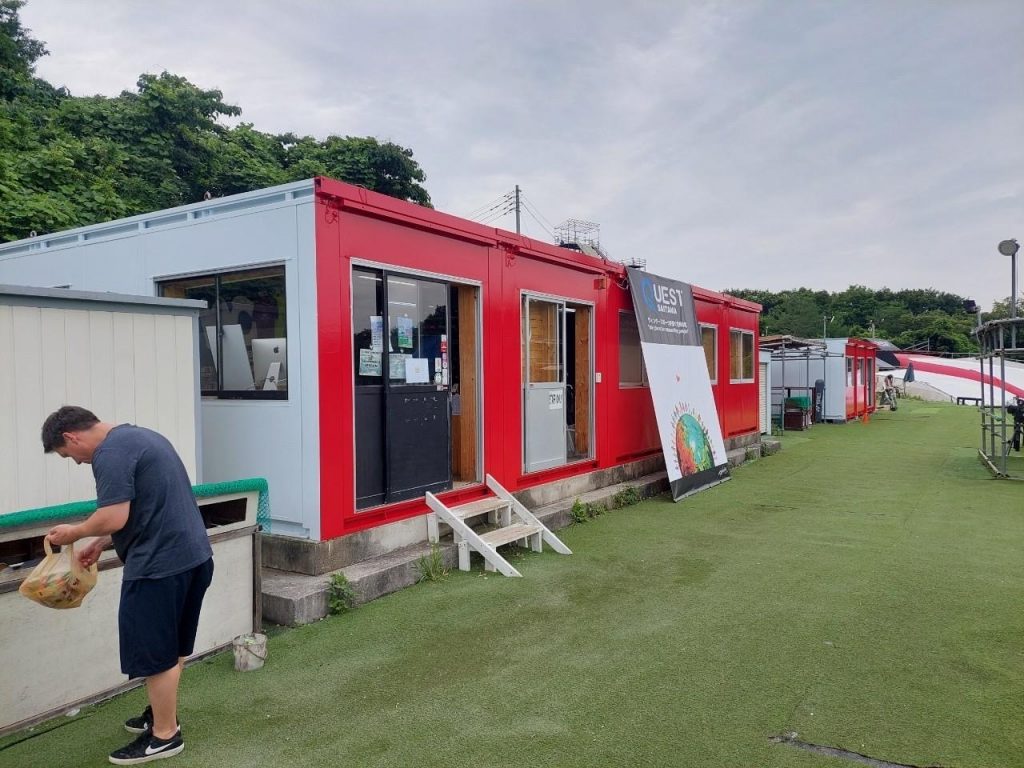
[883,374,898,410]
[41,406,213,765]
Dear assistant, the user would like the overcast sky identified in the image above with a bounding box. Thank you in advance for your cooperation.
[20,0,1024,308]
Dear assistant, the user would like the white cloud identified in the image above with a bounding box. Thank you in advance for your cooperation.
[20,0,1024,307]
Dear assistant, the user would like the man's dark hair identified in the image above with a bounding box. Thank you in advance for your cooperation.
[41,406,100,453]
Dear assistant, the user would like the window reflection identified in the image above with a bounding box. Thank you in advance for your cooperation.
[160,266,287,399]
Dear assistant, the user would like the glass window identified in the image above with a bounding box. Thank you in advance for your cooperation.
[618,311,647,387]
[701,325,717,383]
[729,329,754,382]
[524,298,564,385]
[160,265,287,399]
[846,358,853,386]
[353,268,384,386]
[387,275,448,385]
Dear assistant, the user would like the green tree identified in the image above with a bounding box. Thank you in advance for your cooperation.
[282,134,431,206]
[0,1,432,241]
[761,290,829,338]
[986,296,1023,320]
[0,0,46,98]
[893,311,976,354]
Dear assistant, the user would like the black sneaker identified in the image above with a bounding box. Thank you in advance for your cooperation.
[124,705,152,734]
[108,728,184,764]
[125,706,178,734]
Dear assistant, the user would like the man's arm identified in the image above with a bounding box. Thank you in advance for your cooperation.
[47,502,130,546]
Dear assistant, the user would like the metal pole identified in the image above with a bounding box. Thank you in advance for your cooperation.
[999,325,1008,475]
[515,185,521,235]
[1012,251,1018,349]
[780,339,786,432]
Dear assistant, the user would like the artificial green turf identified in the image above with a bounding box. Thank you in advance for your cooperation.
[2,400,1021,768]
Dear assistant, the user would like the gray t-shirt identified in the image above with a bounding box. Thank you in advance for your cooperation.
[92,425,212,580]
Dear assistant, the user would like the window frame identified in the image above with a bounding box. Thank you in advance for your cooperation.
[728,328,755,383]
[158,264,288,401]
[700,323,718,384]
[618,310,649,388]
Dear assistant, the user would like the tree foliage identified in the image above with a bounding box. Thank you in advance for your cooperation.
[0,2,431,241]
[725,284,987,354]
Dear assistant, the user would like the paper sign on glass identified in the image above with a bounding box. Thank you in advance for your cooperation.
[405,358,430,383]
[370,316,384,352]
[397,316,414,349]
[389,353,408,380]
[359,349,382,376]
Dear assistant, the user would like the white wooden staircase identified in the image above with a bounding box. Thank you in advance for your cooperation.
[425,474,572,577]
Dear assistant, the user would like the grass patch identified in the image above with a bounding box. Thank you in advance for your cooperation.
[3,400,1021,767]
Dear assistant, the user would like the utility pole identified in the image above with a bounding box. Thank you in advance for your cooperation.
[514,185,521,234]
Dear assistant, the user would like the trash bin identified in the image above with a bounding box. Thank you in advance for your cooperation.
[783,396,811,430]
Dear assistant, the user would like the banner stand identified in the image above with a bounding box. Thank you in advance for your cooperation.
[626,268,730,502]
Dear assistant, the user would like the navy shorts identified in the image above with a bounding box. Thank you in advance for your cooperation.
[119,558,214,679]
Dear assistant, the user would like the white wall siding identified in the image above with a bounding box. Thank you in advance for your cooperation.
[0,183,319,537]
[0,298,200,516]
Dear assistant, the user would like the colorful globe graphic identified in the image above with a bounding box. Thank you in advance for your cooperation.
[674,412,714,476]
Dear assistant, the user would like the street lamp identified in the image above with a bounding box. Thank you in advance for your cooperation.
[998,239,1019,320]
[822,315,834,340]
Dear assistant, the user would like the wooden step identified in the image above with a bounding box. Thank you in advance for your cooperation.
[449,497,510,520]
[479,523,541,548]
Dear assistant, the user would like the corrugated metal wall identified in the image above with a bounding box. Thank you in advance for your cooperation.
[0,304,197,515]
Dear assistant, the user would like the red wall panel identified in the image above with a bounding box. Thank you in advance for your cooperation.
[314,178,761,539]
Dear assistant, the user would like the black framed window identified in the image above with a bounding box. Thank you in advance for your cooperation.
[160,266,287,399]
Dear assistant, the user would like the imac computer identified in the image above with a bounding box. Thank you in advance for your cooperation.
[252,337,287,390]
[206,324,257,391]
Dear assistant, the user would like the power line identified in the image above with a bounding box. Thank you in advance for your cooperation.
[464,192,513,221]
[464,186,560,240]
[520,193,557,233]
[476,201,516,225]
[520,199,555,239]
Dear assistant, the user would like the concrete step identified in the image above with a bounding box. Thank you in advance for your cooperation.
[261,541,458,627]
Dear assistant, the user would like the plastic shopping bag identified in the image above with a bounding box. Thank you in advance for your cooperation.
[18,539,98,609]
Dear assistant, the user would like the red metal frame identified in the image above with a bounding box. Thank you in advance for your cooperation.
[314,177,761,540]
[844,338,878,419]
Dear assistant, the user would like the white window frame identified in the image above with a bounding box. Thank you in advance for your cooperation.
[728,328,755,383]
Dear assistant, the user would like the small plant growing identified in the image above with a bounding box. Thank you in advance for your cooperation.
[327,572,356,615]
[415,544,450,582]
[571,498,590,524]
[571,498,603,523]
[613,486,642,509]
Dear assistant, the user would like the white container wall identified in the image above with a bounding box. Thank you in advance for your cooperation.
[0,181,319,537]
[0,286,203,515]
[0,490,259,735]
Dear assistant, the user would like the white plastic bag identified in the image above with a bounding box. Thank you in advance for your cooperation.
[18,539,98,609]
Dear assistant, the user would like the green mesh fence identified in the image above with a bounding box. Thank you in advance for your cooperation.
[0,477,270,531]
